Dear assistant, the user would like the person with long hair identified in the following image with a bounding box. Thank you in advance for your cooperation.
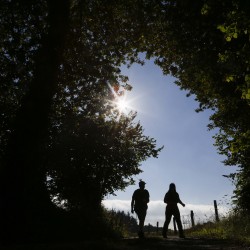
[162,183,185,238]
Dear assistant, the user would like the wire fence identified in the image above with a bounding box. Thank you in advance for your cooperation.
[145,200,230,234]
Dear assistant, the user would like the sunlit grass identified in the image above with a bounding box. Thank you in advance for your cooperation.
[186,212,250,246]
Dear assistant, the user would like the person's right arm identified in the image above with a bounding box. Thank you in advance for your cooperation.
[131,193,135,213]
[164,193,167,204]
[145,190,150,204]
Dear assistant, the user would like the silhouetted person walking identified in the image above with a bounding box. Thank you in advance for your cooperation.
[131,180,150,238]
[162,183,185,238]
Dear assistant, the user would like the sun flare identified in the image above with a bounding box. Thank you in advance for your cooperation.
[107,83,139,119]
[116,96,129,113]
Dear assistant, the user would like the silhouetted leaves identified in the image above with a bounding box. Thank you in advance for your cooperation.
[144,0,250,212]
[0,0,162,241]
[1,0,250,243]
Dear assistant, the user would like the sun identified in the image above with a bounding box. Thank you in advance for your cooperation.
[116,96,129,113]
[107,83,138,118]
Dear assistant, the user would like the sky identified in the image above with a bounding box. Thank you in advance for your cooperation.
[103,59,237,228]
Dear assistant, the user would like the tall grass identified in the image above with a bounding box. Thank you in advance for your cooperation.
[103,208,138,238]
[186,211,250,246]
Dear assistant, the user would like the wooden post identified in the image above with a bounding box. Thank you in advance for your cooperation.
[156,221,159,233]
[214,200,219,222]
[191,210,195,227]
[173,217,177,234]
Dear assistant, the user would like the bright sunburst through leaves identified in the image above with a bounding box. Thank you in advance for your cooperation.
[107,83,135,119]
[115,94,130,113]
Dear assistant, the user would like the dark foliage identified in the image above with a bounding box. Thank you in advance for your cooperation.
[1,0,250,244]
[142,0,250,212]
[0,0,162,243]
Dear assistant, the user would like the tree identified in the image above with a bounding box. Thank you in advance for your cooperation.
[2,0,249,243]
[143,0,250,211]
[0,0,161,242]
[47,112,161,211]
[44,0,162,213]
[0,0,71,242]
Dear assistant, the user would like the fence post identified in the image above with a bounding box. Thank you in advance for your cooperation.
[214,200,219,222]
[190,210,195,227]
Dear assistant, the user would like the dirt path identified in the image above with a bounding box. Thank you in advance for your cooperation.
[1,236,249,250]
[121,236,249,250]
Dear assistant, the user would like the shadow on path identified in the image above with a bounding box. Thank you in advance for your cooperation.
[123,236,249,250]
[1,236,249,250]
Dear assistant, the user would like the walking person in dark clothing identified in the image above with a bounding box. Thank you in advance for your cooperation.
[162,183,185,238]
[131,180,150,238]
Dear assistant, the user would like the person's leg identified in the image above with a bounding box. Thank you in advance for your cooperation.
[138,214,144,232]
[163,207,172,238]
[137,209,146,238]
[173,208,185,238]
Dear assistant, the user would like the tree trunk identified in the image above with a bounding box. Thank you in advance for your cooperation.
[0,0,70,243]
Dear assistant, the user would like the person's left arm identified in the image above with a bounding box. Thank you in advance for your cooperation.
[179,199,185,207]
[177,193,185,207]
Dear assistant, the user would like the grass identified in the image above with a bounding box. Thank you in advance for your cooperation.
[185,211,250,247]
